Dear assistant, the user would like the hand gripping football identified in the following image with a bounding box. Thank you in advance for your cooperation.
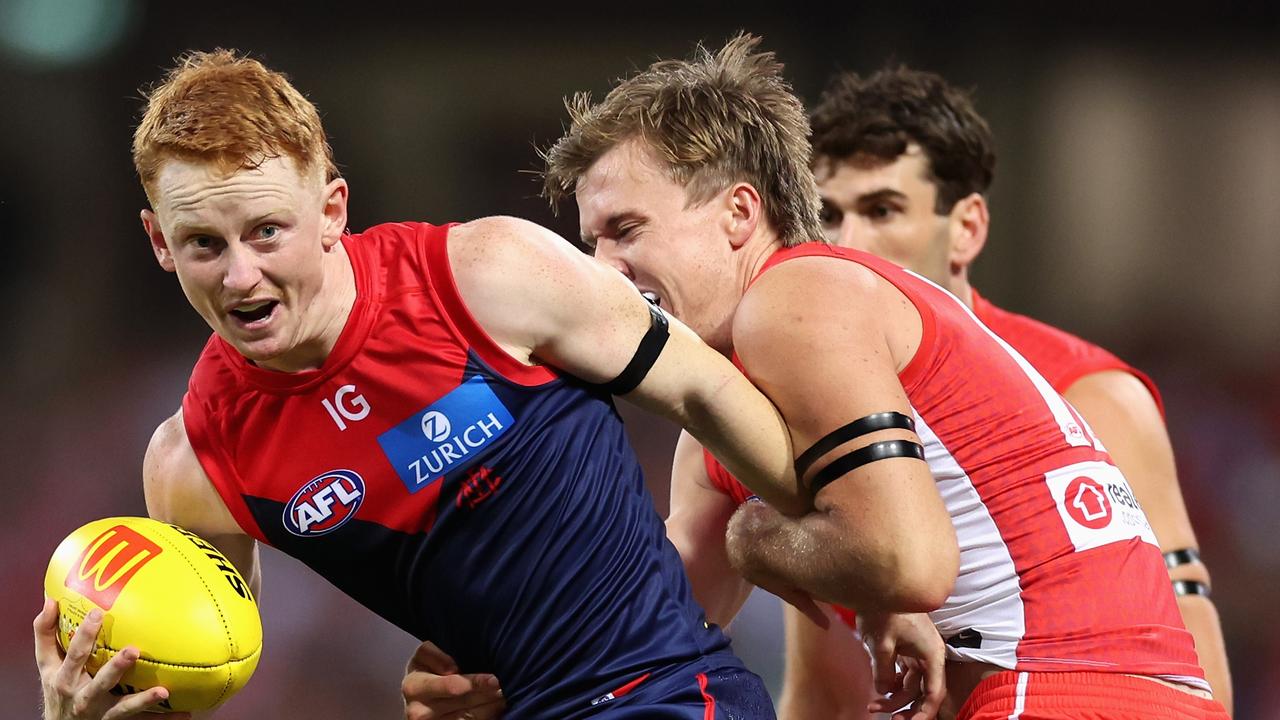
[44,517,263,712]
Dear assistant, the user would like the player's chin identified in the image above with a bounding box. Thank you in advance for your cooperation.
[225,334,288,365]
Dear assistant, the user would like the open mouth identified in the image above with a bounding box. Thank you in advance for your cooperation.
[230,300,279,325]
[640,291,662,308]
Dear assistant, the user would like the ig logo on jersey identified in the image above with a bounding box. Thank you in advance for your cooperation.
[283,469,366,537]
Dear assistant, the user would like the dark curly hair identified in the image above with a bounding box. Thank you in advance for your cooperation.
[809,66,995,214]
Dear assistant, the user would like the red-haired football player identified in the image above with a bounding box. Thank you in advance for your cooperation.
[34,48,805,720]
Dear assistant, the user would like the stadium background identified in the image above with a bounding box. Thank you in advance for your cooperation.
[1,2,1276,717]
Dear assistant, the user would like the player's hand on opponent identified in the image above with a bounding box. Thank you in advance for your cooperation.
[857,611,947,720]
[402,640,505,720]
[34,599,189,720]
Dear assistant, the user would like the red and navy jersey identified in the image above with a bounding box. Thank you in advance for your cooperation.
[182,222,739,718]
[703,244,1203,685]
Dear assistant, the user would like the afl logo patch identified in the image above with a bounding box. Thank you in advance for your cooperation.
[283,469,366,537]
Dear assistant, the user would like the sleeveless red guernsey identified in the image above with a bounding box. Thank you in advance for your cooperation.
[970,289,1164,416]
[704,244,1204,686]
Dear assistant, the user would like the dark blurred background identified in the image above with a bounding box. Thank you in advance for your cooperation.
[2,2,1277,717]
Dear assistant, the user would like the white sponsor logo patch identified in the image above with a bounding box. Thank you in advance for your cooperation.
[1045,461,1158,552]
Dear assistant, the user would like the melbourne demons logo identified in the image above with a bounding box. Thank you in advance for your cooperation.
[65,525,163,610]
[283,469,366,537]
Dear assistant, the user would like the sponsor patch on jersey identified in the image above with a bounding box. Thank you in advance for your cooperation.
[283,469,366,537]
[1045,461,1158,552]
[377,376,515,494]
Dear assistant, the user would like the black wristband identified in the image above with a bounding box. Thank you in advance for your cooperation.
[1163,548,1201,570]
[604,301,670,395]
[1172,580,1211,598]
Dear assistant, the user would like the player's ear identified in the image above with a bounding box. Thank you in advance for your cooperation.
[141,209,176,273]
[725,182,762,249]
[320,177,349,251]
[948,192,989,272]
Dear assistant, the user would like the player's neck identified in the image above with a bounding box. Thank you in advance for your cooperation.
[312,241,358,360]
[736,231,784,296]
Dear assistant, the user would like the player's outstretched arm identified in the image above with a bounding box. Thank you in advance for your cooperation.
[1065,370,1232,715]
[446,216,804,515]
[726,257,958,613]
[666,431,755,627]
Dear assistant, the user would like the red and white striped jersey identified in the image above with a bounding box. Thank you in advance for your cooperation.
[738,244,1206,686]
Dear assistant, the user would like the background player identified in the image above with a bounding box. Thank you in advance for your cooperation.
[770,64,1233,718]
[33,49,807,720]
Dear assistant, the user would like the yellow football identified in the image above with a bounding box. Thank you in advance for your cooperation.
[43,517,262,712]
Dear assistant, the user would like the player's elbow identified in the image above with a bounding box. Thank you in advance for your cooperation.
[888,544,958,611]
[840,535,957,613]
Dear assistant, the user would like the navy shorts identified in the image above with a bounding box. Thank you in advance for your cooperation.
[587,664,776,719]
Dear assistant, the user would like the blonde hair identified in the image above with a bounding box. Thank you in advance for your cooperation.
[542,33,823,247]
[133,49,338,201]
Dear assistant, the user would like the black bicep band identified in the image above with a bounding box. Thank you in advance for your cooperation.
[808,439,926,495]
[1163,547,1201,570]
[795,411,917,479]
[604,301,670,396]
[1172,580,1211,598]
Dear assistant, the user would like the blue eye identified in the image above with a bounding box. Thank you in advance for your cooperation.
[259,225,279,239]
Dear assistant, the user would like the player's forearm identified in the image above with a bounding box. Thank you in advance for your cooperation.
[726,502,951,613]
[1178,593,1232,716]
[677,370,805,516]
[779,605,872,720]
[667,515,754,627]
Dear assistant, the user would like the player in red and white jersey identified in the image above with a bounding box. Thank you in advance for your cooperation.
[753,64,1229,720]
[552,36,1226,720]
[398,38,1227,720]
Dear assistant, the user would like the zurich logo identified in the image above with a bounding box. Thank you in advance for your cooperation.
[421,411,451,442]
[282,469,366,537]
[378,376,515,494]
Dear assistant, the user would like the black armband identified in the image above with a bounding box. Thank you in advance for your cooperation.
[1163,547,1201,570]
[1172,580,1211,598]
[809,439,926,495]
[795,412,916,479]
[604,300,670,395]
